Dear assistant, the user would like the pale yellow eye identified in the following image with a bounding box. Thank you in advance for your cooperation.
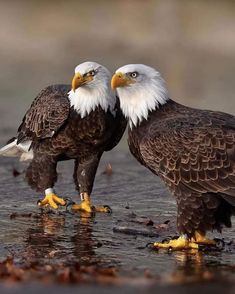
[130,72,138,78]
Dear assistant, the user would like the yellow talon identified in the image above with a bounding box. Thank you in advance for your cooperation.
[154,236,199,250]
[95,206,111,213]
[72,201,94,213]
[71,192,111,214]
[38,193,66,209]
[193,231,216,245]
[153,231,216,251]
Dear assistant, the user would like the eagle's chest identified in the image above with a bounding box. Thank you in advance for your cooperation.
[66,108,114,144]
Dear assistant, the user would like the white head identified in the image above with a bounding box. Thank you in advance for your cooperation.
[111,64,169,127]
[68,61,116,118]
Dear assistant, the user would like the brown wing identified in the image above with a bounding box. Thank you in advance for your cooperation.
[139,111,235,234]
[139,112,235,199]
[17,84,70,143]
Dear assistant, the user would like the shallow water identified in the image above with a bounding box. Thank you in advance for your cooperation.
[0,150,234,287]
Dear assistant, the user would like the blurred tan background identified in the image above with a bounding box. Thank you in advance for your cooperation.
[0,0,235,145]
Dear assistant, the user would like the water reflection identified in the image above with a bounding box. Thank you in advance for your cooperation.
[173,251,216,282]
[70,213,97,264]
[23,212,98,266]
[24,213,65,261]
[170,249,235,283]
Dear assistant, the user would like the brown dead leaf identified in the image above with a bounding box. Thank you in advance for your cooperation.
[10,213,32,220]
[102,163,113,176]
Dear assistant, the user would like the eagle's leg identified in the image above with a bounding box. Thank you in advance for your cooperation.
[26,153,66,209]
[71,155,111,213]
[38,188,66,209]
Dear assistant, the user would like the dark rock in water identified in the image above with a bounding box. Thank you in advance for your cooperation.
[113,226,159,238]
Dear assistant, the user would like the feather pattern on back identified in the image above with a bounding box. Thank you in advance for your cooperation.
[129,100,235,235]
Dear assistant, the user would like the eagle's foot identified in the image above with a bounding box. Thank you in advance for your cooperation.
[95,205,112,213]
[71,202,112,214]
[37,193,66,209]
[154,236,199,251]
[154,231,216,251]
[192,231,216,246]
[71,200,94,213]
[70,192,112,214]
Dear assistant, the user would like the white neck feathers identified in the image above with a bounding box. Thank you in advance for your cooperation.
[68,86,116,118]
[117,74,169,128]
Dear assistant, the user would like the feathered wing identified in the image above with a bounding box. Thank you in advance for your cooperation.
[17,84,70,143]
[139,110,235,234]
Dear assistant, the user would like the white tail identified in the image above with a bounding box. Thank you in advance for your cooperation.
[0,139,33,161]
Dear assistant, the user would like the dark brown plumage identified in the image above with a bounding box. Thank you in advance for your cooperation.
[6,84,126,196]
[128,99,235,237]
[0,61,128,211]
[0,85,127,211]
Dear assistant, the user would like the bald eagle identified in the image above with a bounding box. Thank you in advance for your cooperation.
[112,64,235,250]
[0,62,126,212]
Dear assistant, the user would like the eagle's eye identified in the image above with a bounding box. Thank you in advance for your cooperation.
[130,72,138,78]
[88,70,96,76]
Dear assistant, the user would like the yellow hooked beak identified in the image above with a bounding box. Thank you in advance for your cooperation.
[111,72,135,90]
[72,72,93,92]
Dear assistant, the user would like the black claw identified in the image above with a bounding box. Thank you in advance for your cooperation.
[172,235,180,240]
[161,236,172,244]
[103,205,112,214]
[37,200,46,208]
[214,238,225,250]
[64,197,74,204]
[65,198,76,211]
[146,242,155,250]
[198,239,225,252]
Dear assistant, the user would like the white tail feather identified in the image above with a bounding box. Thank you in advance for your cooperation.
[0,139,33,161]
